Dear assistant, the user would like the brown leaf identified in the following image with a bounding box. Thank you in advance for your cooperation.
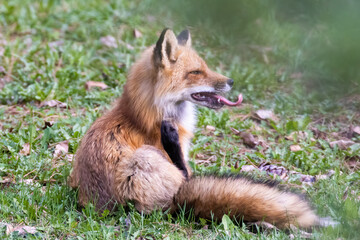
[100,35,118,48]
[230,127,240,135]
[41,100,67,108]
[2,222,37,236]
[54,140,69,158]
[19,179,35,185]
[0,177,14,187]
[133,29,143,38]
[353,126,360,135]
[254,109,278,122]
[310,127,327,139]
[345,158,360,171]
[240,165,256,172]
[195,153,206,159]
[290,145,302,152]
[205,125,216,132]
[330,140,355,150]
[85,81,108,91]
[20,143,30,156]
[258,140,270,150]
[240,132,258,148]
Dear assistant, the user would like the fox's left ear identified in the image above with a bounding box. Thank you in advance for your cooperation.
[153,28,179,69]
[177,29,191,47]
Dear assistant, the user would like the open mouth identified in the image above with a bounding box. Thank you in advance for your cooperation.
[191,92,243,109]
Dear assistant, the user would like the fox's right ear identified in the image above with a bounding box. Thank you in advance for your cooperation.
[153,28,179,69]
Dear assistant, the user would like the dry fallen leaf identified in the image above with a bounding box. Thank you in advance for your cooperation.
[41,100,67,108]
[230,127,240,135]
[19,179,37,186]
[310,127,327,139]
[195,153,206,159]
[85,81,108,91]
[345,157,360,171]
[20,143,30,156]
[1,222,37,236]
[133,29,143,38]
[353,126,360,135]
[240,165,257,172]
[254,109,278,122]
[240,132,258,148]
[0,177,13,186]
[290,145,302,152]
[100,35,118,48]
[329,140,355,150]
[205,125,216,132]
[53,140,69,158]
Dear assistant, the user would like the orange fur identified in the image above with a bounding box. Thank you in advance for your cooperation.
[69,29,319,229]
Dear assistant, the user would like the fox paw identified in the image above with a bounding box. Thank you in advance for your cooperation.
[161,120,188,179]
[161,120,179,144]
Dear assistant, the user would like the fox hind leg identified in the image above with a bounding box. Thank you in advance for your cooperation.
[114,145,185,213]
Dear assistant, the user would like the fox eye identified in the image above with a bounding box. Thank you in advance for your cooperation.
[189,70,202,75]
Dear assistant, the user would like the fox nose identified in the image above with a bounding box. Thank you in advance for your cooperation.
[227,78,234,87]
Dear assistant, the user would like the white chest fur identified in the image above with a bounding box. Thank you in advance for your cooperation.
[178,101,196,162]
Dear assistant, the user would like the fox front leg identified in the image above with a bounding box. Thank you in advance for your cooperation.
[161,120,189,179]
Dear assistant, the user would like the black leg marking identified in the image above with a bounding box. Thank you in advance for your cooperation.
[161,120,189,179]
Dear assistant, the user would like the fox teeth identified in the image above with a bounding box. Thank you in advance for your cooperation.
[218,98,221,103]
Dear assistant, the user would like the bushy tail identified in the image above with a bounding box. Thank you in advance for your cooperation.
[172,176,318,229]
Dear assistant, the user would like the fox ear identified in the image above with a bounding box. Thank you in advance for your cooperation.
[177,29,191,47]
[153,28,179,68]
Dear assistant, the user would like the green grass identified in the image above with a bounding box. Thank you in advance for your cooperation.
[1,0,360,239]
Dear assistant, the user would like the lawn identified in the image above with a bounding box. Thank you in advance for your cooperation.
[1,0,360,239]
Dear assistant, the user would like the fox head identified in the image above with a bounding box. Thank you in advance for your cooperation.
[124,29,242,126]
[151,29,242,111]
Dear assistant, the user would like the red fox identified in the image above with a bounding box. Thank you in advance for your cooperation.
[69,29,319,229]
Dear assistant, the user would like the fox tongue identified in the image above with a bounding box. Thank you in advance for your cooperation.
[215,93,243,106]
